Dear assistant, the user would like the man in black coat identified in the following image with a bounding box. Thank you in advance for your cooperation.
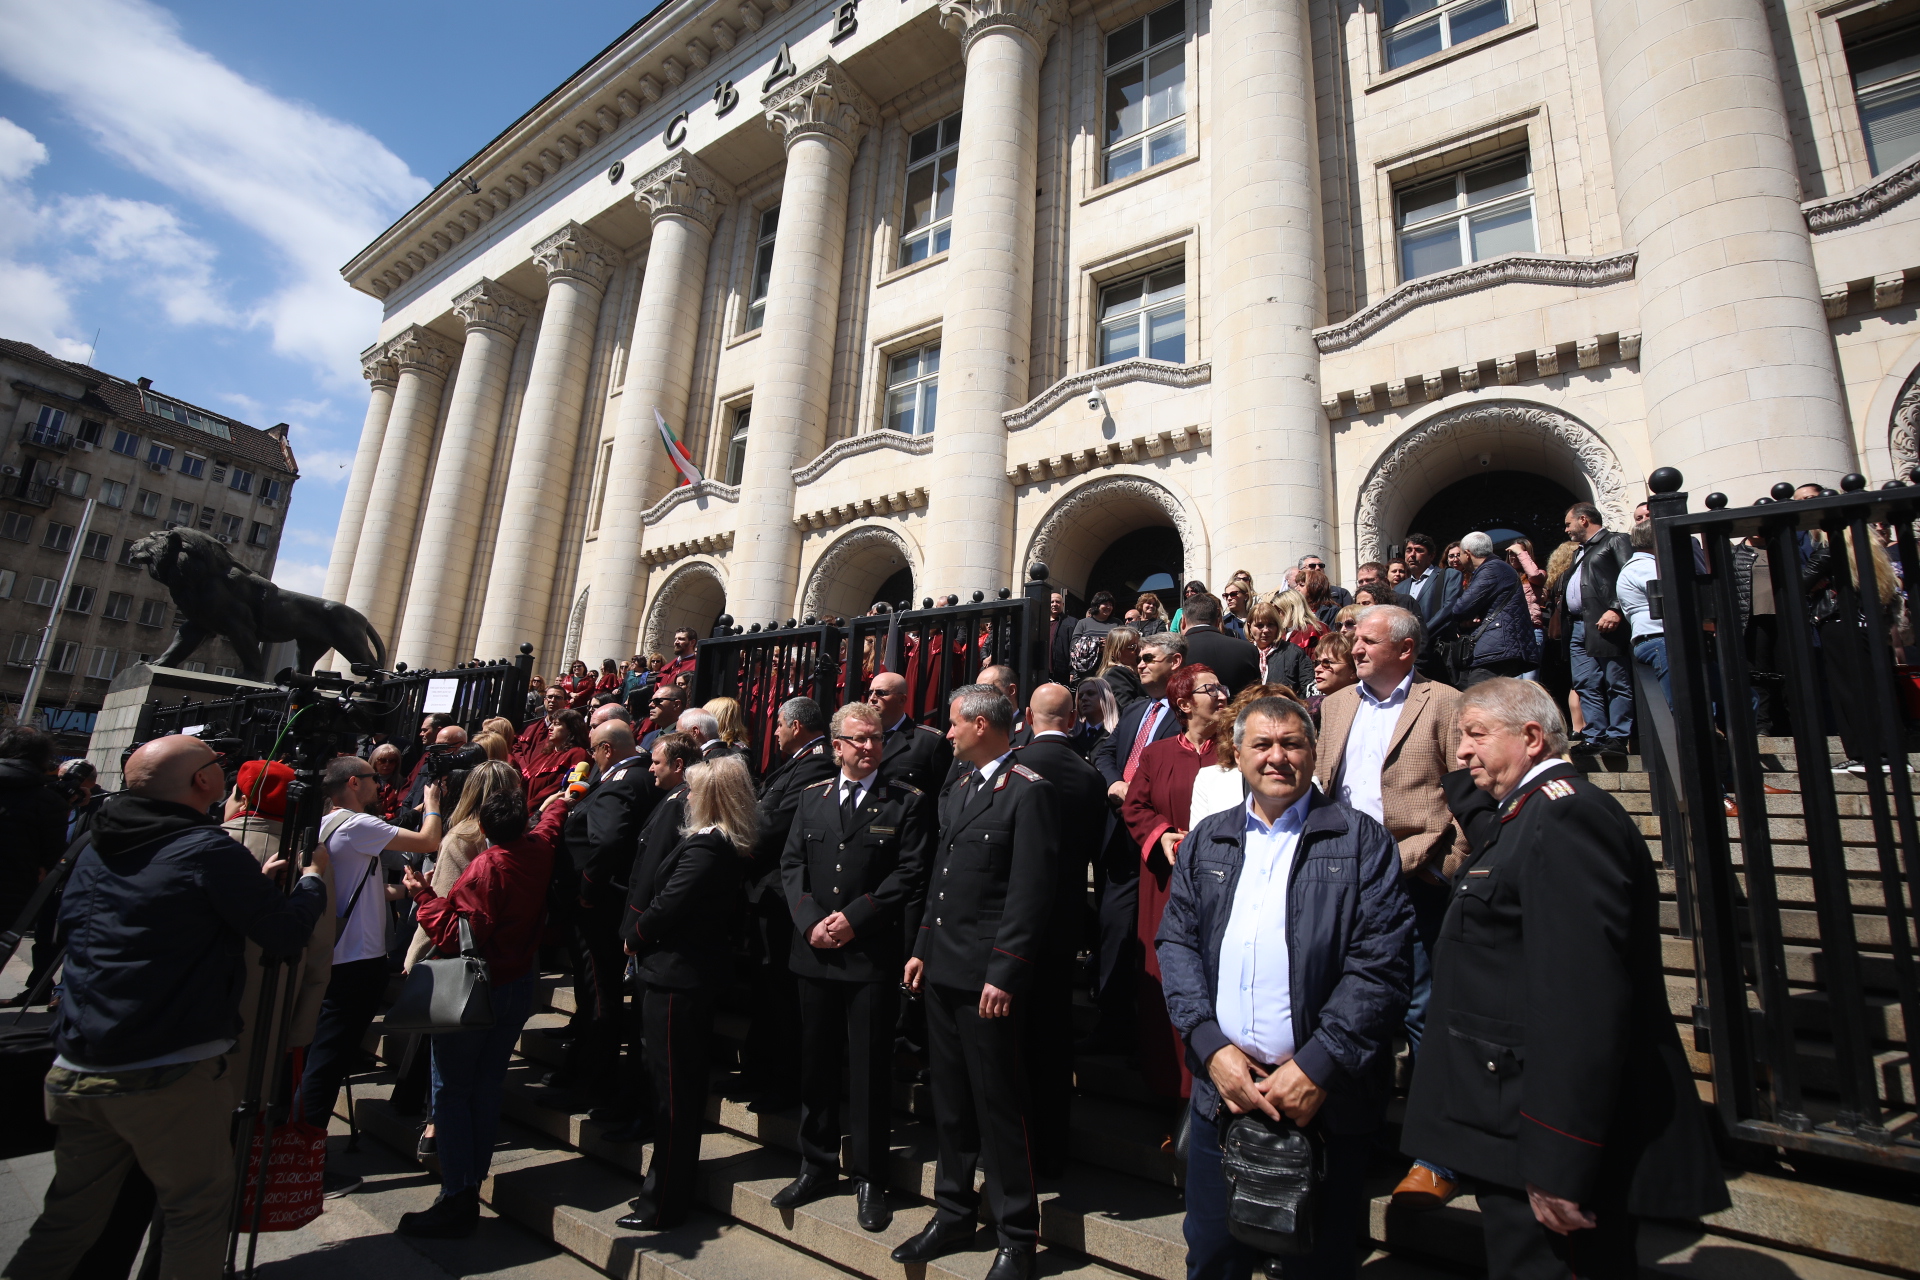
[870,670,953,793]
[892,685,1057,1280]
[1009,683,1108,1175]
[770,701,933,1230]
[1047,591,1078,685]
[1560,502,1636,753]
[1403,679,1727,1278]
[1177,595,1261,695]
[743,697,838,1104]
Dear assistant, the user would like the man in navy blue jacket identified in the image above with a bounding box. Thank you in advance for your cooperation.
[8,734,329,1280]
[1157,696,1413,1280]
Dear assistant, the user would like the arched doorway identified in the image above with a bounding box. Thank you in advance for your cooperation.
[1026,475,1203,609]
[1086,526,1183,615]
[1408,471,1579,556]
[643,561,727,656]
[801,525,916,622]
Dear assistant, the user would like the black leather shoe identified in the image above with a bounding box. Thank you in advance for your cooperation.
[615,1198,682,1232]
[396,1188,478,1238]
[770,1172,836,1210]
[984,1245,1035,1280]
[890,1218,973,1264]
[855,1179,891,1232]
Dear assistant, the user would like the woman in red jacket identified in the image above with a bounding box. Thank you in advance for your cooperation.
[398,781,578,1238]
[561,659,597,710]
[519,709,590,807]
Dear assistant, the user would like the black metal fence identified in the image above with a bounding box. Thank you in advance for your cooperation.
[1647,469,1919,1168]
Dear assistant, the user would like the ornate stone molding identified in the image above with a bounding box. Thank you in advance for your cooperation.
[643,559,727,654]
[360,345,398,390]
[792,429,933,486]
[1003,359,1211,431]
[1026,475,1195,578]
[389,325,461,382]
[533,221,621,292]
[633,151,729,234]
[642,529,735,567]
[795,486,929,530]
[1353,400,1631,564]
[938,0,1059,56]
[1315,252,1638,353]
[763,59,878,155]
[1805,152,1920,234]
[801,525,913,617]
[641,477,739,526]
[1007,424,1208,485]
[1892,366,1920,481]
[452,278,532,339]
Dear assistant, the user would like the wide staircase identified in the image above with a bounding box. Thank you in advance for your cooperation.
[338,746,1920,1280]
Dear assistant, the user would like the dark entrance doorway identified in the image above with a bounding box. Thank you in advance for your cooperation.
[1084,526,1183,616]
[1408,471,1581,557]
[874,566,913,612]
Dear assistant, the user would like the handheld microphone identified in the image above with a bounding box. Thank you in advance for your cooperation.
[566,760,593,800]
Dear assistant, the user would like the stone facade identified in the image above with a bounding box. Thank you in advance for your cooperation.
[332,0,1920,668]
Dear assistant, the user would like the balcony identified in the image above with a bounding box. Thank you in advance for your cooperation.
[19,425,74,455]
[6,474,55,507]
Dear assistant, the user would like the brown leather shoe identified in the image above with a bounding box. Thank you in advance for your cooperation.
[1390,1164,1457,1210]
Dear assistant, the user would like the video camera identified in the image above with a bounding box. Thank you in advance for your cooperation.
[421,741,487,809]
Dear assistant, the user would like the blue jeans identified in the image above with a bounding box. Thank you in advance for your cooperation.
[1633,636,1671,709]
[1184,1103,1370,1280]
[1569,621,1633,740]
[430,972,535,1194]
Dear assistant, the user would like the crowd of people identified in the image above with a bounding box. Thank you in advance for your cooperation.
[21,486,1918,1279]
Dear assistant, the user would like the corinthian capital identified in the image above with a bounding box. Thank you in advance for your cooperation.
[361,344,399,390]
[763,58,878,155]
[533,221,621,292]
[939,0,1058,55]
[452,278,533,339]
[389,325,461,382]
[633,151,729,235]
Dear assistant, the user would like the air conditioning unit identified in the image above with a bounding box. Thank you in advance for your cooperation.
[73,440,94,452]
[217,535,232,544]
[260,498,276,509]
[1,465,15,476]
[146,461,166,473]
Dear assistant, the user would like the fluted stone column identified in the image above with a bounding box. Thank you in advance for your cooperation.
[343,325,459,649]
[1593,0,1853,498]
[395,279,531,669]
[922,0,1057,600]
[731,61,878,624]
[322,345,397,615]
[580,152,729,660]
[475,223,620,661]
[1208,0,1329,586]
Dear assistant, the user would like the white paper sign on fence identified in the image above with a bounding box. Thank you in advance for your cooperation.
[422,679,459,714]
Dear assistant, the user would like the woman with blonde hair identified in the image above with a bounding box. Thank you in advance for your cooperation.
[1541,540,1583,738]
[472,732,511,762]
[1133,592,1169,636]
[618,754,756,1232]
[704,696,751,750]
[1097,625,1146,710]
[404,761,527,972]
[1073,676,1120,758]
[482,716,515,742]
[1268,589,1327,650]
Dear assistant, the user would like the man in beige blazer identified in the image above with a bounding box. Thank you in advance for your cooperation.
[1314,604,1465,1209]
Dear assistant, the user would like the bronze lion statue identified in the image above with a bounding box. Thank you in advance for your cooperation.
[128,527,388,682]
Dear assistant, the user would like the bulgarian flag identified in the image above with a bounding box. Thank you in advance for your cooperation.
[655,407,703,487]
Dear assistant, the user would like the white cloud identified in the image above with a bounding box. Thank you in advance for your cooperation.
[0,115,46,180]
[0,0,429,384]
[272,559,329,596]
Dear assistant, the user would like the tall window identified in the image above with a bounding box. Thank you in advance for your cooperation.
[725,408,751,486]
[745,206,779,331]
[1396,152,1534,281]
[1104,1,1188,183]
[901,113,961,266]
[51,641,78,674]
[136,490,161,518]
[1382,0,1508,68]
[249,521,272,547]
[29,405,68,444]
[1849,24,1920,175]
[1099,262,1186,365]
[100,480,126,508]
[260,479,283,507]
[886,344,941,435]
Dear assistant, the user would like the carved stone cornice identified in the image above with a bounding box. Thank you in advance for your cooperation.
[641,529,735,567]
[641,477,739,526]
[1314,252,1637,353]
[1003,359,1211,430]
[389,325,461,382]
[1805,152,1920,234]
[452,278,532,339]
[633,151,729,235]
[763,59,878,155]
[361,345,399,390]
[533,221,621,292]
[939,0,1059,56]
[794,486,929,531]
[792,428,933,486]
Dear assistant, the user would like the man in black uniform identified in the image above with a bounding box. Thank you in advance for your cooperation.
[742,697,836,1104]
[869,670,952,794]
[770,701,934,1230]
[1009,682,1107,1176]
[1402,679,1727,1279]
[892,685,1056,1280]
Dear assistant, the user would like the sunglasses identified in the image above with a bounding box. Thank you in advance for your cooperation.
[1191,684,1228,698]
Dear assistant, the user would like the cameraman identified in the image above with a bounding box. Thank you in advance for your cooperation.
[396,726,467,828]
[4,735,329,1280]
[299,756,443,1196]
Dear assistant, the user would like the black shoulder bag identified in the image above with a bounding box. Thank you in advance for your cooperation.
[1219,1110,1325,1256]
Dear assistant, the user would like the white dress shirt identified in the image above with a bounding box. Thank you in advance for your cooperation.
[1336,671,1413,825]
[1215,792,1312,1067]
[837,769,877,808]
[972,750,1014,789]
[1501,757,1564,811]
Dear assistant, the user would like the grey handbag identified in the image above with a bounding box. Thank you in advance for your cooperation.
[382,917,494,1034]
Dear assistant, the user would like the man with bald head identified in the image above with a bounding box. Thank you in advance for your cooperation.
[10,735,330,1280]
[869,671,952,794]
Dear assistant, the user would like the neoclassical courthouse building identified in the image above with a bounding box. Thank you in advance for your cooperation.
[325,0,1920,668]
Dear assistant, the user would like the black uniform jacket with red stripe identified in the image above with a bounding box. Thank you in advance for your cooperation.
[913,760,1058,997]
[1401,759,1728,1218]
[781,773,934,982]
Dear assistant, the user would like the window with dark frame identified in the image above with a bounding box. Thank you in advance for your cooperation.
[103,591,132,621]
[1,512,30,542]
[111,429,140,457]
[100,480,126,509]
[138,599,168,627]
[901,113,962,266]
[249,521,271,547]
[220,514,243,540]
[1395,151,1535,281]
[42,522,75,553]
[82,531,112,560]
[1848,23,1920,175]
[1098,261,1187,365]
[745,206,779,331]
[29,405,68,445]
[229,468,254,495]
[146,442,174,470]
[725,407,751,486]
[64,584,95,614]
[87,647,119,680]
[179,453,206,479]
[1103,1,1188,183]
[1382,0,1509,69]
[136,489,161,518]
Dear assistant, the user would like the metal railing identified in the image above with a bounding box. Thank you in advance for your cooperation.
[1647,468,1919,1169]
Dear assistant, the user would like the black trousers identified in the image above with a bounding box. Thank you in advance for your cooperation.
[1023,947,1075,1176]
[637,983,714,1224]
[924,982,1038,1246]
[1476,1182,1638,1280]
[566,898,635,1107]
[742,893,801,1094]
[1093,852,1140,1039]
[797,976,898,1181]
[299,956,389,1128]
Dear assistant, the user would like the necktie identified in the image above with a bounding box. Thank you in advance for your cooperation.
[841,781,860,831]
[1124,702,1164,782]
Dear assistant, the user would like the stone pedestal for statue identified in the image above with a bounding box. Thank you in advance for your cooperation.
[87,663,277,792]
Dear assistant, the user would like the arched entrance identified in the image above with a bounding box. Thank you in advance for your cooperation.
[1355,400,1632,564]
[801,525,916,621]
[1026,475,1202,607]
[1086,527,1183,615]
[1409,471,1580,555]
[643,561,727,656]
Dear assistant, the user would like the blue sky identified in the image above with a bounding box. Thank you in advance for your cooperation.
[0,0,664,593]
